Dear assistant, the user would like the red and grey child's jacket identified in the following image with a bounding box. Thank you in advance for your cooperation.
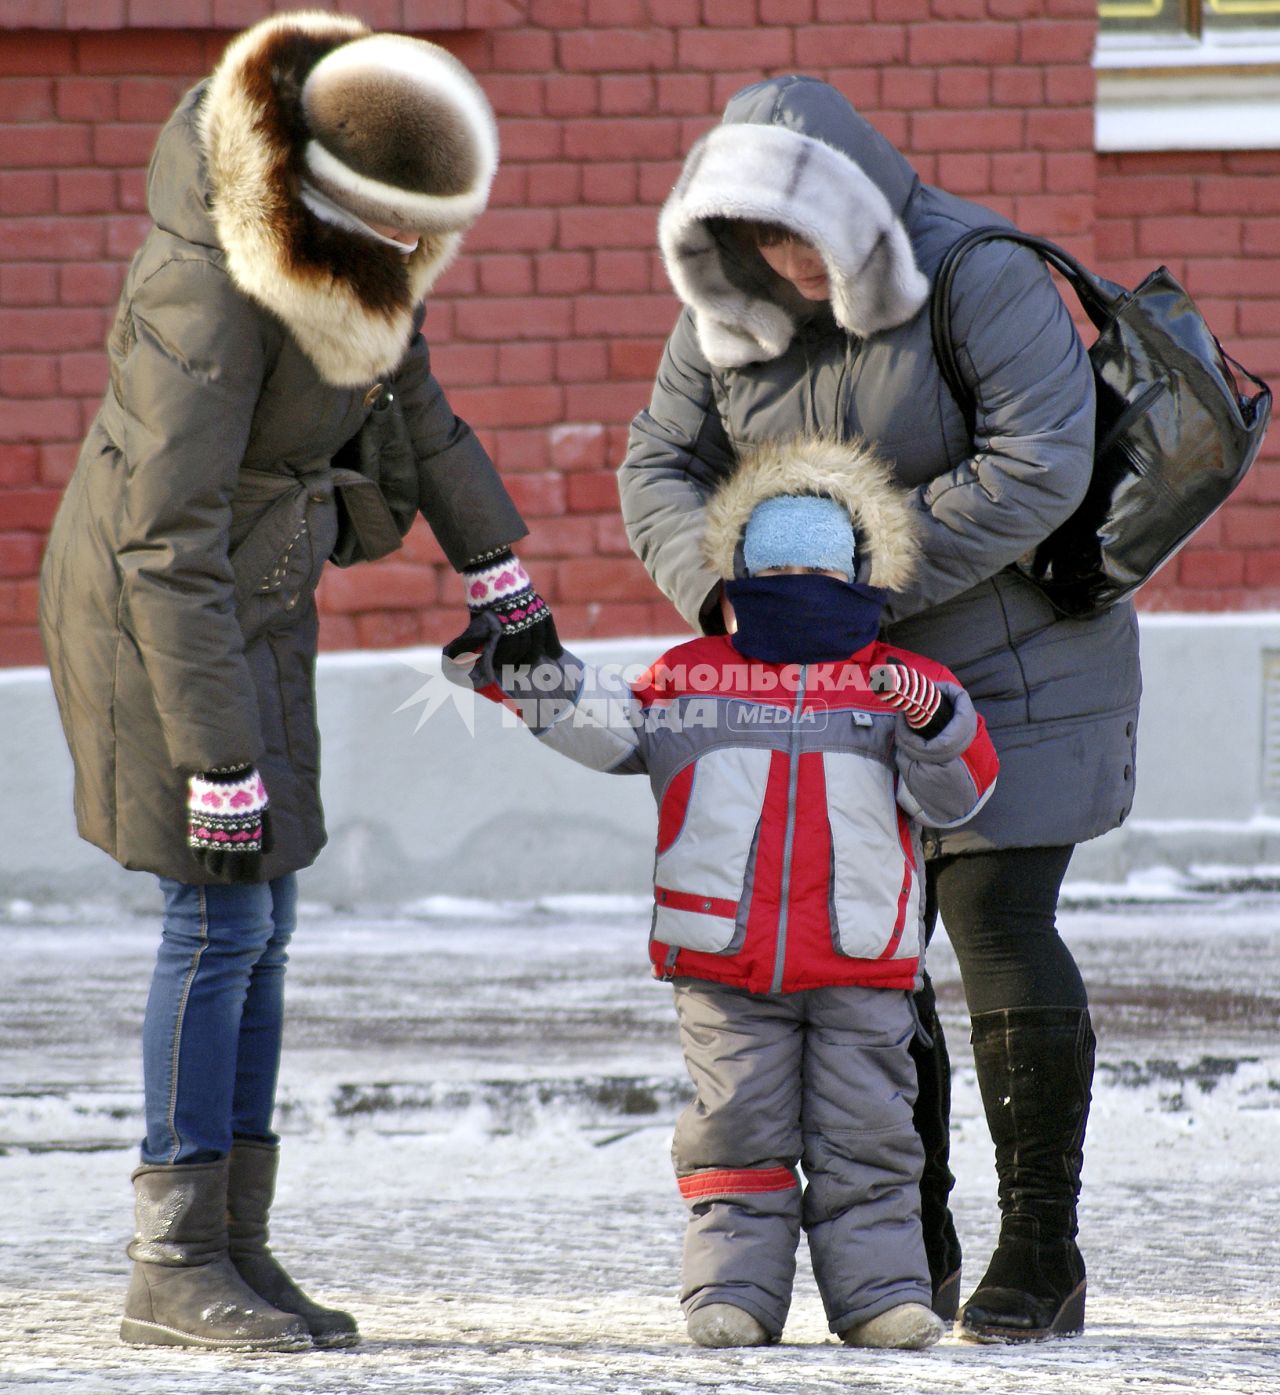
[473,633,997,995]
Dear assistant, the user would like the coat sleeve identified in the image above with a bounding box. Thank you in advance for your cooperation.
[883,242,1096,622]
[115,254,267,774]
[618,308,737,632]
[892,679,999,829]
[392,331,527,571]
[443,651,648,774]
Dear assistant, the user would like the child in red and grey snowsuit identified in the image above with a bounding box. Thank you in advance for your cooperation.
[446,437,997,1351]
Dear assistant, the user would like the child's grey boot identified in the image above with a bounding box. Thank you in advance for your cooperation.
[687,1302,773,1347]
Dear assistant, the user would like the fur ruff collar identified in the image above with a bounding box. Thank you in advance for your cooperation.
[659,123,929,369]
[703,436,920,593]
[198,12,471,387]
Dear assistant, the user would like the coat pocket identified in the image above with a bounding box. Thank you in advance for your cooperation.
[823,751,921,961]
[652,746,773,954]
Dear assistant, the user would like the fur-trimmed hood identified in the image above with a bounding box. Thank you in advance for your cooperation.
[188,11,495,387]
[703,436,921,592]
[658,75,929,369]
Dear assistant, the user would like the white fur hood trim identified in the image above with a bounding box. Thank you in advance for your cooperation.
[703,436,921,592]
[659,123,930,368]
[197,12,471,387]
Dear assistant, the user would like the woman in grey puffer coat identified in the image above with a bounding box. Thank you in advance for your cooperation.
[620,74,1140,1344]
[39,11,554,1353]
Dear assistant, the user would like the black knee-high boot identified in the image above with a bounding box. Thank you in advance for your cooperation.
[959,1006,1095,1342]
[911,974,963,1321]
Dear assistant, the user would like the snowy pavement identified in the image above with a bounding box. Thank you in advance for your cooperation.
[1,880,1278,1394]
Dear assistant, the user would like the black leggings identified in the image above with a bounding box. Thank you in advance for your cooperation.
[923,846,1087,1016]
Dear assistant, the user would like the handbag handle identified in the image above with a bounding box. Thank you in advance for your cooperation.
[930,227,1128,426]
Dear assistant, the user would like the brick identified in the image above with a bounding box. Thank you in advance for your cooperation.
[594,512,633,555]
[454,297,573,341]
[497,342,554,384]
[60,262,126,306]
[1244,551,1280,588]
[127,0,214,21]
[581,163,638,207]
[66,0,127,22]
[1221,505,1280,549]
[936,153,991,196]
[492,119,564,161]
[491,28,555,72]
[0,79,55,121]
[447,385,565,428]
[478,255,535,296]
[543,74,597,119]
[593,249,650,292]
[530,0,587,21]
[678,28,794,71]
[559,554,658,602]
[0,125,91,169]
[1199,177,1280,217]
[321,561,438,614]
[566,470,621,513]
[0,216,105,261]
[560,29,676,73]
[0,172,55,216]
[1185,260,1280,301]
[1043,66,1095,107]
[518,514,598,559]
[0,580,40,626]
[60,352,109,397]
[0,358,58,398]
[698,0,755,23]
[0,626,46,666]
[117,78,187,123]
[0,488,60,530]
[1,264,58,307]
[56,170,117,215]
[991,151,1042,194]
[0,34,73,74]
[527,163,581,207]
[465,209,557,253]
[401,0,466,25]
[354,610,427,651]
[1012,194,1092,237]
[822,0,875,14]
[881,68,935,110]
[1138,218,1241,259]
[937,67,991,109]
[1243,220,1280,257]
[926,0,984,16]
[118,169,147,212]
[464,0,526,25]
[765,0,813,15]
[638,160,684,205]
[0,446,39,487]
[94,125,160,168]
[505,472,566,517]
[559,206,654,249]
[564,118,680,161]
[1020,20,1095,64]
[106,215,153,259]
[1240,300,1280,337]
[795,24,903,66]
[1177,548,1244,589]
[655,73,712,114]
[1045,153,1094,195]
[991,65,1044,108]
[1095,221,1136,261]
[908,23,1018,65]
[490,428,550,473]
[484,75,544,118]
[1095,175,1196,218]
[0,309,104,354]
[607,338,662,379]
[1025,108,1092,152]
[600,74,655,116]
[0,0,62,23]
[555,340,609,383]
[39,442,80,486]
[565,382,645,422]
[314,611,359,652]
[649,0,699,19]
[78,32,206,75]
[549,422,608,471]
[0,534,43,578]
[574,294,678,337]
[535,251,592,295]
[911,110,1024,153]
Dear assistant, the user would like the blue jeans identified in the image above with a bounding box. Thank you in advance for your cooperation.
[141,875,297,1165]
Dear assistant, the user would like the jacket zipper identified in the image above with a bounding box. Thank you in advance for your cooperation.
[770,666,808,993]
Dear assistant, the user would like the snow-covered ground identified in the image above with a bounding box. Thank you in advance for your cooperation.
[1,878,1278,1394]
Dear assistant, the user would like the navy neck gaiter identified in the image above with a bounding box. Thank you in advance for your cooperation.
[725,574,886,664]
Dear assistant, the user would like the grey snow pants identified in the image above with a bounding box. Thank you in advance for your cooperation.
[671,978,931,1337]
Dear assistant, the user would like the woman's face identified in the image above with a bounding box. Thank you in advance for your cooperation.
[757,237,830,301]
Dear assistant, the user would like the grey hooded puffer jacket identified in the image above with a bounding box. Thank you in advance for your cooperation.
[619,75,1140,854]
[39,13,526,883]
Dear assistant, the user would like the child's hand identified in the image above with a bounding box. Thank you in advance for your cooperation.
[869,662,952,738]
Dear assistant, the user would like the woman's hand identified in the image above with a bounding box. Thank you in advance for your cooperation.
[187,766,270,882]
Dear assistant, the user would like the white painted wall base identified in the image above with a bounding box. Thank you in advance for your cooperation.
[5,613,1278,912]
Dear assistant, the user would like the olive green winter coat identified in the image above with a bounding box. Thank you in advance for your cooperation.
[39,13,525,883]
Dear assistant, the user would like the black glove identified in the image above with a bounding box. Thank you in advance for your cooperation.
[869,661,954,740]
[187,765,271,883]
[445,549,562,680]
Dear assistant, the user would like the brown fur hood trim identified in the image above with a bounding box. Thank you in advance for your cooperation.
[703,436,921,592]
[198,12,490,387]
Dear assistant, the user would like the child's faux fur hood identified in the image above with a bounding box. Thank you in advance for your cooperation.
[703,436,921,593]
[195,11,494,386]
[659,76,929,370]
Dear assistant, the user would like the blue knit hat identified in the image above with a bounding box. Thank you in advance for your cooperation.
[742,494,857,581]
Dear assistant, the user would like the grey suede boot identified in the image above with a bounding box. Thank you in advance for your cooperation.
[121,1158,311,1350]
[227,1139,360,1349]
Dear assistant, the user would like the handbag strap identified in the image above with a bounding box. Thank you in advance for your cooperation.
[929,227,1128,429]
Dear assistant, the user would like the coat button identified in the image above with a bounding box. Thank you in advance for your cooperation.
[1123,765,1132,780]
[702,900,712,911]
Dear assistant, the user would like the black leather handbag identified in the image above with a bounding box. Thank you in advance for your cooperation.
[930,227,1272,618]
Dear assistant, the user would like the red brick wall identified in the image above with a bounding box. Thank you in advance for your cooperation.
[1,1,1275,666]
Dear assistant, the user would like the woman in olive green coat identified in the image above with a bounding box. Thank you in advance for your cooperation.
[39,11,554,1353]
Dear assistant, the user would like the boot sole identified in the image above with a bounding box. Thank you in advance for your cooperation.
[120,1317,312,1351]
[958,1280,1086,1344]
[311,1328,361,1350]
